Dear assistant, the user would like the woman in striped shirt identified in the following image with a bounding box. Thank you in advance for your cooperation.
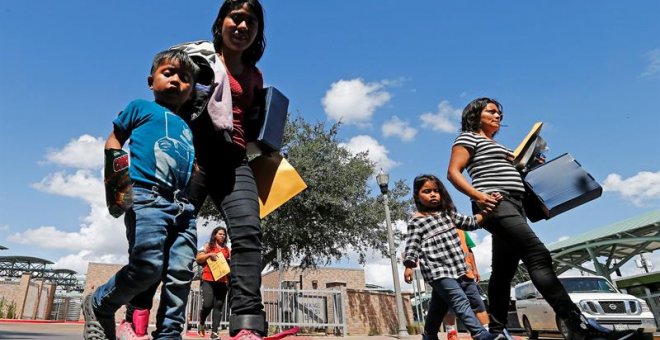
[447,97,637,340]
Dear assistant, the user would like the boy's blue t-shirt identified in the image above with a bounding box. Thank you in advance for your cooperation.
[113,99,195,191]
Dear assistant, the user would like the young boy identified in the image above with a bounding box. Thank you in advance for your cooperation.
[83,49,198,340]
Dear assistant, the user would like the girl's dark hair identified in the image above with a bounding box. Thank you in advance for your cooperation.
[208,226,228,247]
[212,0,266,67]
[413,174,456,213]
[460,97,503,135]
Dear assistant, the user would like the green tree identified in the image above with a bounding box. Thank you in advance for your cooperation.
[197,116,412,270]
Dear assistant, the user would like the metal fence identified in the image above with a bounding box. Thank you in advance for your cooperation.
[185,287,347,335]
[50,295,82,321]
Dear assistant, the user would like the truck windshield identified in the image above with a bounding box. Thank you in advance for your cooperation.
[560,277,618,293]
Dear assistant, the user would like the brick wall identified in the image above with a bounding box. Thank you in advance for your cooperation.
[344,288,413,335]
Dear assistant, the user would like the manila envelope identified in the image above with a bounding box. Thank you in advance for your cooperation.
[249,154,307,218]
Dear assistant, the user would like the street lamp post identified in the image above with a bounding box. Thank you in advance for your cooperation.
[376,170,409,338]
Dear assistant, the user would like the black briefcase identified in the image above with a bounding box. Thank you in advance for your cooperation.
[252,86,289,153]
[522,153,602,222]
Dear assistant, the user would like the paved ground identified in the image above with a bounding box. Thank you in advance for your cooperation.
[0,321,657,340]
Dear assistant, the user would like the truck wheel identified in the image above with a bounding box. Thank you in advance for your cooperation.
[522,316,539,339]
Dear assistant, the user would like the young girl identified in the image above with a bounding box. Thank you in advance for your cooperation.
[196,227,231,339]
[403,174,504,340]
[187,1,268,339]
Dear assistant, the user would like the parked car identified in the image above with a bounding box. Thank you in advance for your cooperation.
[514,276,656,339]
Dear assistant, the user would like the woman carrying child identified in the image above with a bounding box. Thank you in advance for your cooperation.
[403,174,504,340]
[185,1,268,339]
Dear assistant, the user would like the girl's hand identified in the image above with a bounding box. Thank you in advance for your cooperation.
[476,191,499,210]
[208,253,218,261]
[404,267,414,284]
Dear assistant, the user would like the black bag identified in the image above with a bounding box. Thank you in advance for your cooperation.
[251,87,289,153]
[522,153,602,222]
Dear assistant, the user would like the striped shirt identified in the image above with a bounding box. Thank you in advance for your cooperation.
[453,132,525,195]
[403,211,480,282]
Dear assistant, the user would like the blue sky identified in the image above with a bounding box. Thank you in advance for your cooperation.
[1,1,659,289]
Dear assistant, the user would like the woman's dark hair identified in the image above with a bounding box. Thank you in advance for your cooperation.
[212,0,266,67]
[460,97,503,135]
[209,226,228,247]
[413,174,456,213]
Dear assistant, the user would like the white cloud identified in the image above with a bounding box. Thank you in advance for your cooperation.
[640,49,660,77]
[340,135,398,172]
[419,100,462,133]
[470,233,493,276]
[44,135,105,169]
[32,169,105,205]
[558,236,570,242]
[382,116,417,142]
[322,78,391,125]
[602,171,660,206]
[53,250,129,274]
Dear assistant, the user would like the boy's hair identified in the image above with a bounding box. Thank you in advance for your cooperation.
[208,226,228,247]
[150,49,199,80]
[212,0,266,67]
[460,97,503,135]
[413,174,456,213]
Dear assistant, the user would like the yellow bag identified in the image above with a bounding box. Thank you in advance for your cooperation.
[249,154,307,218]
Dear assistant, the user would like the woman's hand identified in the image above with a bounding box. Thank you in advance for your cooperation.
[208,253,218,261]
[476,191,500,211]
[403,267,414,284]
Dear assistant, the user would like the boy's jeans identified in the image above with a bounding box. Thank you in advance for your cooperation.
[92,185,197,340]
[425,277,489,340]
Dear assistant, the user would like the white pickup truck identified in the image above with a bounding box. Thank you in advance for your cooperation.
[514,275,656,339]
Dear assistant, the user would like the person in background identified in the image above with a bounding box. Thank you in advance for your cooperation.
[197,227,231,339]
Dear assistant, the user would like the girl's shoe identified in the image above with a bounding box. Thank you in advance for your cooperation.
[116,321,148,340]
[447,329,459,340]
[197,324,205,337]
[563,311,642,340]
[230,329,262,340]
[131,309,149,337]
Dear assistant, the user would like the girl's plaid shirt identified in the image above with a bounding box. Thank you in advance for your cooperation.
[403,210,480,283]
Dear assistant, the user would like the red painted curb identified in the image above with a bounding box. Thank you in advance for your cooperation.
[0,319,84,324]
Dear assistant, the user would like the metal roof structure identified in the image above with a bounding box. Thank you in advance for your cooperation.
[0,245,8,250]
[0,255,83,292]
[508,210,660,285]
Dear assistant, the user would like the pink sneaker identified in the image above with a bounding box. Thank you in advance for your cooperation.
[132,309,149,337]
[447,329,459,340]
[230,329,263,340]
[116,320,148,340]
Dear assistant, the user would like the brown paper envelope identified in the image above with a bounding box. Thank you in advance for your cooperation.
[207,255,230,281]
[250,155,308,218]
[513,122,543,163]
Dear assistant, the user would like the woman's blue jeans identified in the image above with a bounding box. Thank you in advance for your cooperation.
[425,277,489,339]
[92,186,197,340]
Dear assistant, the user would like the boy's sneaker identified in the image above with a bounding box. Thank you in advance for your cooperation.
[82,294,116,340]
[116,321,148,340]
[231,329,263,340]
[447,329,459,340]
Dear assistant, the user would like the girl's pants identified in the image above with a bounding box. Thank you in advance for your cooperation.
[200,280,229,333]
[477,194,578,333]
[189,159,266,336]
[93,185,197,340]
[425,277,489,339]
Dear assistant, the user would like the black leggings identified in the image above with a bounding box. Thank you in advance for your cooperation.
[200,280,228,333]
[475,195,579,332]
[188,159,265,334]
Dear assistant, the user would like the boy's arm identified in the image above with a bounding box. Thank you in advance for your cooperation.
[105,128,128,150]
[104,127,131,218]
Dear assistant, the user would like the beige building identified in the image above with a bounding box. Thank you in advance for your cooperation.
[0,273,56,320]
